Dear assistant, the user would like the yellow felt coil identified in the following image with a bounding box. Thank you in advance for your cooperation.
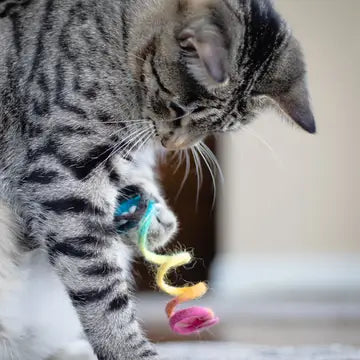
[138,201,208,313]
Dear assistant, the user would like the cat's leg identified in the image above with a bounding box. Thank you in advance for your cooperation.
[16,248,95,360]
[0,201,25,360]
[0,201,93,360]
[22,170,159,360]
[0,201,23,299]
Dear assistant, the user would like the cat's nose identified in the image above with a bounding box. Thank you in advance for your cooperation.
[160,132,192,150]
[160,131,175,148]
[161,138,169,147]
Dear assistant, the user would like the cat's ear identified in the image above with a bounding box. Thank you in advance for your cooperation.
[177,0,232,88]
[271,77,316,133]
[178,28,229,85]
[260,38,316,133]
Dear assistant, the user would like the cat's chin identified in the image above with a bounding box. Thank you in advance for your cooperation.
[160,135,203,151]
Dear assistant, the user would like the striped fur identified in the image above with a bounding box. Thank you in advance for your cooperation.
[0,0,314,359]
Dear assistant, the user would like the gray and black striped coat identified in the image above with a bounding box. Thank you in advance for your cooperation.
[0,0,315,359]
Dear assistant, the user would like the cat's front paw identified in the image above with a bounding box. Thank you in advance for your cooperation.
[146,201,177,250]
[115,188,177,250]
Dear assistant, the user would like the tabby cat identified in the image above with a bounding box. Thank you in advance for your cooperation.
[0,0,315,359]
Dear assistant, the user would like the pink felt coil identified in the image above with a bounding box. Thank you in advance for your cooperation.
[169,306,220,335]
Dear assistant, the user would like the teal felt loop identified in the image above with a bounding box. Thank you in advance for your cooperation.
[115,196,158,234]
[115,195,141,217]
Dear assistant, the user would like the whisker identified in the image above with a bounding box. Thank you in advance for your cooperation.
[127,129,154,155]
[169,150,178,162]
[122,127,154,158]
[191,147,202,209]
[199,141,224,184]
[106,121,148,142]
[136,131,155,154]
[193,146,204,186]
[90,127,147,175]
[103,127,150,173]
[241,125,284,168]
[197,143,217,209]
[172,150,184,175]
[176,149,190,200]
[120,127,151,152]
[112,126,146,150]
[102,129,153,177]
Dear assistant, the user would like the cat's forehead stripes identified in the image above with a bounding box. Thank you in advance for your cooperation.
[235,0,289,91]
[204,0,291,131]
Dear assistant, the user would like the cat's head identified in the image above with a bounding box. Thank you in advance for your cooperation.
[131,0,315,150]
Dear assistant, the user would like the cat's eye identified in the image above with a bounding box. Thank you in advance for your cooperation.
[169,101,186,119]
[178,33,197,52]
[179,42,196,53]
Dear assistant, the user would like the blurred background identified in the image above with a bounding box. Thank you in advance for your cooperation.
[135,0,360,346]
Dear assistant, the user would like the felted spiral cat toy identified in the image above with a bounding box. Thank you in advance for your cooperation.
[115,196,219,335]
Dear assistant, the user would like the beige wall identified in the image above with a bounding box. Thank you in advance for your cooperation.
[218,0,360,256]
